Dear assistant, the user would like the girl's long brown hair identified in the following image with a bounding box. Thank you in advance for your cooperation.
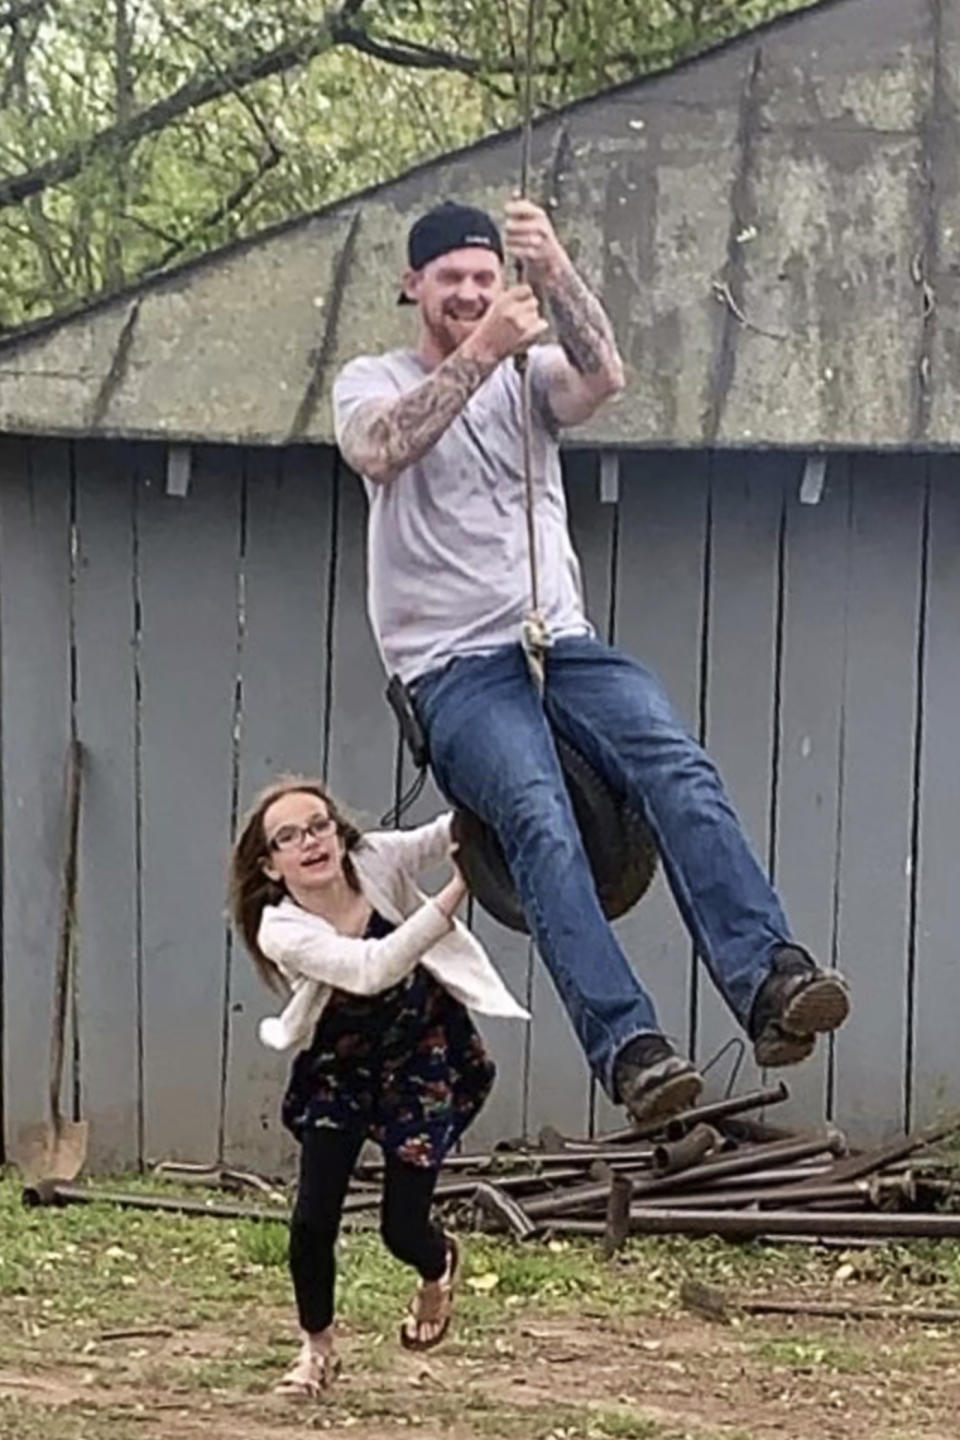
[229,776,364,993]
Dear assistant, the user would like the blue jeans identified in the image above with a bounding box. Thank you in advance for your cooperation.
[412,635,791,1098]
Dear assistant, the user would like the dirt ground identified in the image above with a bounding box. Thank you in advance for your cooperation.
[3,1176,960,1440]
[4,1283,960,1439]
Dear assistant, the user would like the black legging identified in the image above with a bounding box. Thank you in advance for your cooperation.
[289,1125,448,1335]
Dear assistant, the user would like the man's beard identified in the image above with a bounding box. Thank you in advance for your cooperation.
[423,301,489,355]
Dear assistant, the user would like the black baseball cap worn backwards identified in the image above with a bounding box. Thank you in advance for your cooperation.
[398,201,504,304]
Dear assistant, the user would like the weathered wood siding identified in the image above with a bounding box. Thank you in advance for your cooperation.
[0,438,954,1171]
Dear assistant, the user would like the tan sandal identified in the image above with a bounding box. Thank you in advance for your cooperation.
[273,1344,340,1398]
[400,1235,461,1352]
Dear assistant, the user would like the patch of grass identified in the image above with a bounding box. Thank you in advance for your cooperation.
[141,1331,294,1396]
[0,1173,291,1321]
[318,1386,671,1440]
[749,1334,874,1374]
[587,1409,664,1439]
[0,1396,152,1440]
[237,1220,288,1269]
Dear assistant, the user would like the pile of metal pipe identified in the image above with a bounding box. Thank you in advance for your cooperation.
[20,1082,960,1251]
[431,1087,960,1250]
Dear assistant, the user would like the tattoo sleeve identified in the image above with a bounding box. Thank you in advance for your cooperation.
[544,263,621,378]
[339,351,493,482]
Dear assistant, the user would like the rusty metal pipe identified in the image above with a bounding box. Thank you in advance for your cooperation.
[542,1207,960,1241]
[743,1298,960,1324]
[537,1147,655,1168]
[521,1168,650,1220]
[523,1133,844,1220]
[787,1118,960,1193]
[633,1178,885,1211]
[603,1173,633,1258]
[22,1180,288,1224]
[632,1131,847,1200]
[595,1080,790,1145]
[717,1115,810,1147]
[652,1124,721,1176]
[344,1165,594,1212]
[690,1164,831,1190]
[473,1182,537,1240]
[356,1152,560,1175]
[359,1147,654,1176]
[349,1155,658,1212]
[659,1081,791,1140]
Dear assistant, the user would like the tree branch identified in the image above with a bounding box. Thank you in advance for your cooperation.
[0,0,367,211]
[155,0,284,155]
[344,27,484,73]
[119,210,181,246]
[0,0,48,28]
[339,25,514,97]
[0,0,45,108]
[339,24,645,84]
[143,142,281,273]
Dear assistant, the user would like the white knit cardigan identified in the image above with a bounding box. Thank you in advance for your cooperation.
[257,812,529,1051]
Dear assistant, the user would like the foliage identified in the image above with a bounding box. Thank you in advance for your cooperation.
[0,0,818,328]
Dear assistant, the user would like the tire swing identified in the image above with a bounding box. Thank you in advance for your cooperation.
[438,0,658,935]
[453,736,658,935]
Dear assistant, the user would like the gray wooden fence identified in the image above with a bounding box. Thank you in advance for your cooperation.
[1,437,957,1174]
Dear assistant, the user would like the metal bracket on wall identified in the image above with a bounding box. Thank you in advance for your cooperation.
[166,445,192,498]
[599,451,620,505]
[799,453,827,506]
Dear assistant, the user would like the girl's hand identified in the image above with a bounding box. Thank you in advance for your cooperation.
[435,863,468,920]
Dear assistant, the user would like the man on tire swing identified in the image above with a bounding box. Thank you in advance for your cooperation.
[332,198,850,1125]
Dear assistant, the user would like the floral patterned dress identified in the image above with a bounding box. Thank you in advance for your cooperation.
[281,910,496,1167]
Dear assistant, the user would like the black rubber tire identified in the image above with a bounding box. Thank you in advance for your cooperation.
[453,735,658,935]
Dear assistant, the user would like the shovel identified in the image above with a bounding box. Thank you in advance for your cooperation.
[13,737,89,1183]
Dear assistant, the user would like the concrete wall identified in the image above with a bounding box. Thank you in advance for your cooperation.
[1,436,957,1174]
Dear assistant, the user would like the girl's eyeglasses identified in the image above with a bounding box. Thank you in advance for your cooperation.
[266,815,337,853]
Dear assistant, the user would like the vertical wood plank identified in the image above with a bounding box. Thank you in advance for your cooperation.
[774,458,851,1130]
[73,441,140,1171]
[462,915,532,1151]
[326,468,399,821]
[911,460,960,1127]
[696,455,786,1098]
[567,450,615,643]
[222,446,336,1174]
[831,455,924,1143]
[599,451,709,1130]
[138,446,242,1163]
[525,451,614,1142]
[0,439,72,1155]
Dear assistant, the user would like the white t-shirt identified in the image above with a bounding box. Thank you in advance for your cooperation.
[332,345,592,683]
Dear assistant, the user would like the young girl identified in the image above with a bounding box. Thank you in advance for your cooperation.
[229,777,528,1397]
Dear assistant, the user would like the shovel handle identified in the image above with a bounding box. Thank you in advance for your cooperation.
[49,737,82,1131]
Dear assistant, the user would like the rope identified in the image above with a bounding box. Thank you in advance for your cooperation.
[518,0,536,198]
[515,0,551,694]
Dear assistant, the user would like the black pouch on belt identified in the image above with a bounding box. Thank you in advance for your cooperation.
[385,673,430,771]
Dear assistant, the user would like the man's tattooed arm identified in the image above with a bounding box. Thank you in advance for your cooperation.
[539,262,625,426]
[339,350,493,484]
[546,264,622,378]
